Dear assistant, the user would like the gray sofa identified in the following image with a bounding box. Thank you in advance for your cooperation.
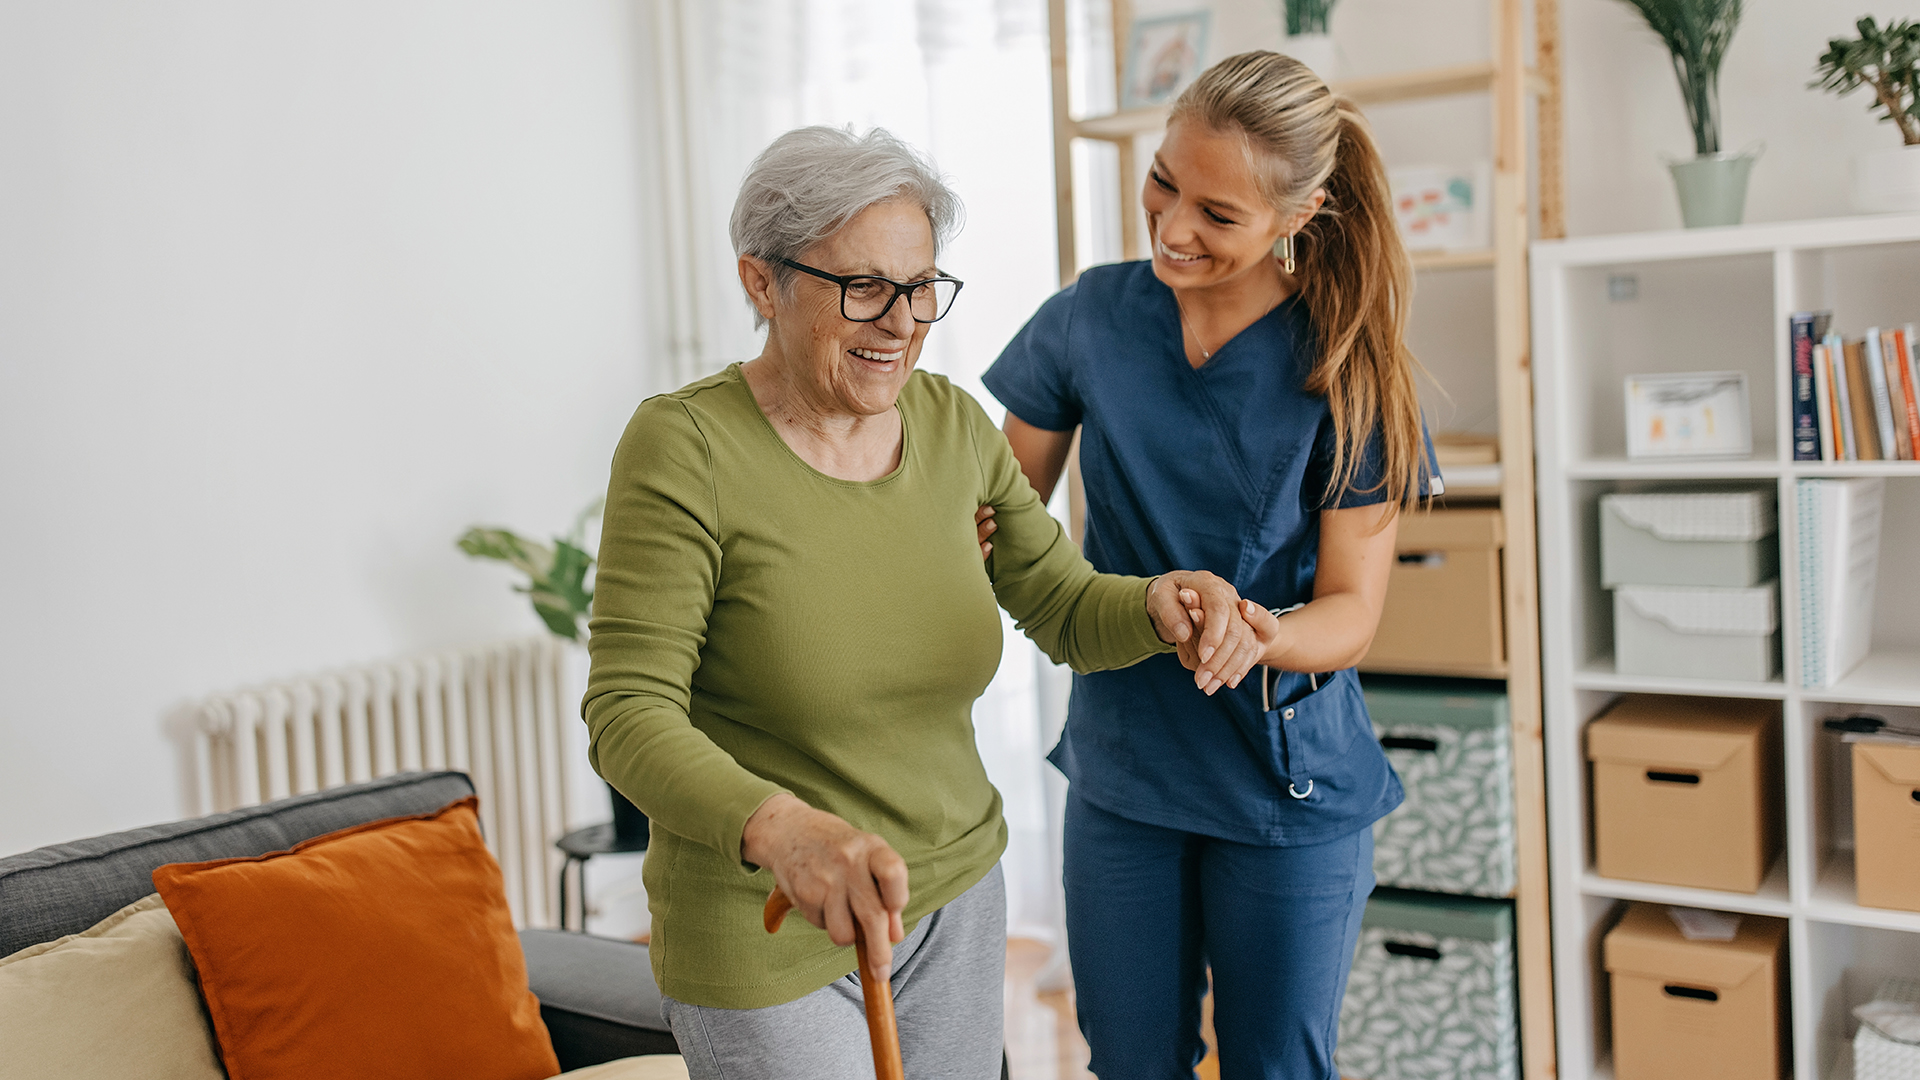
[0,770,678,1072]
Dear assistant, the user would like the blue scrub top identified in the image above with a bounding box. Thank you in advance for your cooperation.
[985,260,1433,847]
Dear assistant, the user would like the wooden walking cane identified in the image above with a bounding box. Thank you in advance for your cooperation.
[764,888,905,1080]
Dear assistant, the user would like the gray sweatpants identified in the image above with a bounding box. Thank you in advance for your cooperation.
[661,863,1006,1080]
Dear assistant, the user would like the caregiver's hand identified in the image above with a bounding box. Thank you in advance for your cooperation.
[741,793,909,976]
[1147,571,1260,696]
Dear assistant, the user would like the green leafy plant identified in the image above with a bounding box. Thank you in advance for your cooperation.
[1615,0,1744,156]
[1813,17,1920,146]
[1285,0,1338,36]
[457,500,601,642]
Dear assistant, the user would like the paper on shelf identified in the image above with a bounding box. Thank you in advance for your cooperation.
[1666,905,1742,941]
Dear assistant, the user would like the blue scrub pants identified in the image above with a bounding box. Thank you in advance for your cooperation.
[1063,790,1374,1080]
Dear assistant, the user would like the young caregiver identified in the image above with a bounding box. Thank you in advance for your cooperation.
[979,52,1438,1080]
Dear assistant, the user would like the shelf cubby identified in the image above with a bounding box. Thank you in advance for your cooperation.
[1534,213,1920,1080]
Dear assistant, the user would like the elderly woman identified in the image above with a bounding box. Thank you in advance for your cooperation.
[583,125,1264,1079]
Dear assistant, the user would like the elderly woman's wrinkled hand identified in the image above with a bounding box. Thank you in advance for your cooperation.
[740,793,910,976]
[1145,571,1261,695]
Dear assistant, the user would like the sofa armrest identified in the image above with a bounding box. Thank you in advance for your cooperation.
[520,929,679,1070]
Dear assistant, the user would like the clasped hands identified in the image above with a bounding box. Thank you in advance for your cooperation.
[976,504,1279,695]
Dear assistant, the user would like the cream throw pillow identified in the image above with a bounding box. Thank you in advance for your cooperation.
[554,1058,688,1080]
[0,893,225,1080]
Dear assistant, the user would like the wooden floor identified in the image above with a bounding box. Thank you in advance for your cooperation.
[1004,938,1219,1080]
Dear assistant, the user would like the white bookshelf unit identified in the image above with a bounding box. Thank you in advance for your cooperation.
[1532,212,1920,1080]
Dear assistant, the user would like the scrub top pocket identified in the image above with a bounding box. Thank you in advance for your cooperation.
[1255,669,1369,803]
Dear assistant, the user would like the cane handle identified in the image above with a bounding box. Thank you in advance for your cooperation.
[763,887,905,1080]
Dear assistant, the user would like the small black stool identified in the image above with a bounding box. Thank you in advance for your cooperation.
[556,783,650,932]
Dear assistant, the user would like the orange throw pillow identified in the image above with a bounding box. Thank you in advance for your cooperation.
[152,796,559,1080]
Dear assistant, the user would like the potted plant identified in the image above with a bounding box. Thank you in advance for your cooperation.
[1615,0,1758,228]
[1813,16,1920,213]
[1284,0,1339,79]
[458,501,646,842]
[456,501,600,642]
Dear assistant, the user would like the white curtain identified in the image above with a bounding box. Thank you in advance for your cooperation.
[644,0,1072,942]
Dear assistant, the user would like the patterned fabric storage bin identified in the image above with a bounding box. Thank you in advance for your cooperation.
[1855,977,1920,1080]
[1364,678,1514,897]
[1337,889,1517,1080]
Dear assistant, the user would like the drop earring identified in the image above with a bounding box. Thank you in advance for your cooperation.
[1280,234,1296,275]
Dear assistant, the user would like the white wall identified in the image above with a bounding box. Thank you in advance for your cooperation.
[0,2,665,855]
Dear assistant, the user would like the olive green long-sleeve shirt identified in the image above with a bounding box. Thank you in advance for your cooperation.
[583,364,1170,1008]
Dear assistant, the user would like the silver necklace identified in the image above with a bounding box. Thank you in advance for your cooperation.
[1173,285,1285,362]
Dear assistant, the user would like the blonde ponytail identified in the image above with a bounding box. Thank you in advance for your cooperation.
[1171,52,1429,511]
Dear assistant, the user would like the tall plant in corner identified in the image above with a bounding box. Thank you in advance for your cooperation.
[457,499,601,642]
[1615,0,1758,227]
[1813,17,1920,212]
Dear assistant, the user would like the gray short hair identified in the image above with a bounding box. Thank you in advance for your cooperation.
[729,126,963,326]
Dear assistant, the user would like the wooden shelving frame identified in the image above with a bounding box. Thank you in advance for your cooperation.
[1042,3,1567,1078]
[1531,212,1920,1080]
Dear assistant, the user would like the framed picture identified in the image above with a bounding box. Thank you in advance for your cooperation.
[1120,13,1211,110]
[1388,163,1491,251]
[1624,371,1754,459]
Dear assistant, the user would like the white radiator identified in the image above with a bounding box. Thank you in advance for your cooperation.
[188,635,577,928]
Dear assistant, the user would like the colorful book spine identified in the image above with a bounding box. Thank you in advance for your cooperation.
[1814,342,1837,461]
[1893,325,1920,460]
[1864,329,1900,459]
[1791,312,1822,460]
[1845,339,1882,461]
[1828,333,1856,460]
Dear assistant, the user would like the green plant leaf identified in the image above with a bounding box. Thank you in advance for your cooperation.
[458,501,600,642]
[1285,0,1337,36]
[1811,16,1920,145]
[531,600,582,641]
[1614,0,1743,154]
[457,528,555,579]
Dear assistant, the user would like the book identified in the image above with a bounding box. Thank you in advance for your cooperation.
[1909,323,1920,455]
[1790,312,1829,460]
[1828,332,1857,460]
[1797,477,1885,689]
[1845,339,1883,461]
[1814,342,1837,461]
[1864,329,1901,459]
[1893,325,1920,459]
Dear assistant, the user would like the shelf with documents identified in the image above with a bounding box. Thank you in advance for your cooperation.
[1533,214,1920,1080]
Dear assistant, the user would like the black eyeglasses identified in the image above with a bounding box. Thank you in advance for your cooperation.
[779,258,965,324]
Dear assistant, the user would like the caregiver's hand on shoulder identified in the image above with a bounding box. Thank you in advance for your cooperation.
[1147,571,1259,696]
[741,793,909,975]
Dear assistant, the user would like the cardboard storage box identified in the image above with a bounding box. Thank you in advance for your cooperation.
[1614,581,1779,682]
[1604,903,1787,1080]
[1365,679,1514,897]
[1853,739,1920,912]
[1600,491,1777,587]
[1337,890,1517,1080]
[1587,696,1780,893]
[1362,508,1505,676]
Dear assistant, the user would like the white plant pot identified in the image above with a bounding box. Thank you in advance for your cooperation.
[1853,145,1920,214]
[1284,33,1338,80]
